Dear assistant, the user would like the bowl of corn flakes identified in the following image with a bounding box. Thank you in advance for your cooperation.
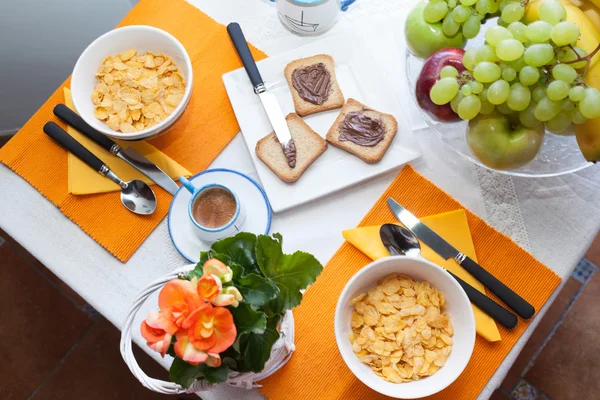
[334,256,475,398]
[71,25,193,141]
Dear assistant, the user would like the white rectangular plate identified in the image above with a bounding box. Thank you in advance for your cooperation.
[223,32,421,213]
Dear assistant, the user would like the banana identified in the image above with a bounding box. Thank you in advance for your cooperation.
[581,0,600,13]
[581,1,600,28]
[574,0,600,161]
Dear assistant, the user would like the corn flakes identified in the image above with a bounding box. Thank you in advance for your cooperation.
[91,49,186,133]
[348,274,453,383]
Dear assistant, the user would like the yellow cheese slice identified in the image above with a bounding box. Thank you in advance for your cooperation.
[342,209,501,342]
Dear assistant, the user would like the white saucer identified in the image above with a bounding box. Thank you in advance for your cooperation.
[168,168,272,262]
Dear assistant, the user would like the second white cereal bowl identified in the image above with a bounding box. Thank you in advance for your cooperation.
[71,25,193,141]
[334,256,476,399]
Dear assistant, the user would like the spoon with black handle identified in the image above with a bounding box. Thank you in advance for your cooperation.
[380,223,518,329]
[43,122,157,215]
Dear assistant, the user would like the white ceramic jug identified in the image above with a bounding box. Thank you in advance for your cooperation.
[270,0,357,35]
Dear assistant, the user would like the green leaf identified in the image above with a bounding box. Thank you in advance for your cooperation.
[264,295,284,317]
[267,313,282,331]
[239,328,280,373]
[220,345,240,360]
[211,232,258,275]
[256,234,323,311]
[169,358,201,388]
[197,364,230,384]
[229,302,267,335]
[228,262,244,282]
[237,273,277,307]
[256,234,284,277]
[222,357,238,370]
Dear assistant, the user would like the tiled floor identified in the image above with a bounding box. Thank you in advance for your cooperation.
[493,252,600,399]
[0,226,598,399]
[0,230,197,400]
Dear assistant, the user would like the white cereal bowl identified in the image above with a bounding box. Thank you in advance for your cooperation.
[334,256,476,399]
[71,25,193,141]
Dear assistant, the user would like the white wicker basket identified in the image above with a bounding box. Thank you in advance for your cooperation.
[120,264,295,395]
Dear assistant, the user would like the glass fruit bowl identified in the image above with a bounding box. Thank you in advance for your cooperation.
[405,41,593,177]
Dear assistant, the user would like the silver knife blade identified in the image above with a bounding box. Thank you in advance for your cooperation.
[387,198,458,260]
[258,91,292,147]
[118,147,179,196]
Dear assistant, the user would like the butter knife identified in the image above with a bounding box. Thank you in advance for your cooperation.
[226,23,294,153]
[53,104,180,196]
[387,198,535,319]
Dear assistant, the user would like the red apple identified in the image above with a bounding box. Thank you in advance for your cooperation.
[416,48,466,122]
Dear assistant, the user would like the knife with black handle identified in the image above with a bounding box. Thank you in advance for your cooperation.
[54,104,116,151]
[448,271,518,328]
[227,22,264,90]
[226,22,293,151]
[383,234,518,329]
[387,198,535,319]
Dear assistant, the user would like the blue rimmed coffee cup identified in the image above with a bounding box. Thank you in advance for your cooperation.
[179,177,246,243]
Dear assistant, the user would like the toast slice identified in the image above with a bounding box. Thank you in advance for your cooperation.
[326,98,398,164]
[284,54,344,117]
[256,113,327,183]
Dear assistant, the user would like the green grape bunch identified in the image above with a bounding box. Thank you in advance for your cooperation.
[427,0,600,134]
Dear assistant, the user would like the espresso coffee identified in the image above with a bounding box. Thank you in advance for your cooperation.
[191,187,237,229]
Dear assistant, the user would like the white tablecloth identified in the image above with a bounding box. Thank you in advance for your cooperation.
[1,1,599,399]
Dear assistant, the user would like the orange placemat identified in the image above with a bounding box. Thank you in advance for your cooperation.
[259,165,561,400]
[0,0,265,262]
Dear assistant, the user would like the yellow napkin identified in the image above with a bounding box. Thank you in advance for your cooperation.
[63,88,192,195]
[342,209,501,342]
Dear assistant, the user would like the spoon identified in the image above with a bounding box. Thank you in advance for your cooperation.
[380,223,518,329]
[43,122,157,215]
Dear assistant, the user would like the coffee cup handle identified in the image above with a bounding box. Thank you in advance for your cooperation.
[179,176,196,194]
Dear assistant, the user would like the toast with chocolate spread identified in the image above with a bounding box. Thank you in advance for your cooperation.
[326,98,398,164]
[284,54,344,117]
[256,113,327,183]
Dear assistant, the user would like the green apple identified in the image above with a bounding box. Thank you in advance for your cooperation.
[467,111,544,170]
[405,2,466,59]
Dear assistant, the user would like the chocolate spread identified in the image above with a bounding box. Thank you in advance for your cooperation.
[291,63,332,105]
[339,110,386,147]
[283,139,297,169]
[275,136,297,169]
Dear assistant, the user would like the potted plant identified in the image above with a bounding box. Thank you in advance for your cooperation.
[120,232,323,394]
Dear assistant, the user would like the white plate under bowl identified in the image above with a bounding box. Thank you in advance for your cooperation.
[223,31,422,213]
[168,169,271,263]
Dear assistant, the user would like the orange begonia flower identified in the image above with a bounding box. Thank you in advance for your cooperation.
[203,258,233,282]
[197,274,222,302]
[180,303,236,355]
[158,279,203,329]
[141,311,177,357]
[213,286,243,307]
[206,353,222,367]
[174,332,209,366]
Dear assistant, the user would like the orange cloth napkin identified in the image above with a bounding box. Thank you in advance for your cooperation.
[259,165,561,400]
[0,0,266,262]
[63,88,192,195]
[343,210,501,342]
